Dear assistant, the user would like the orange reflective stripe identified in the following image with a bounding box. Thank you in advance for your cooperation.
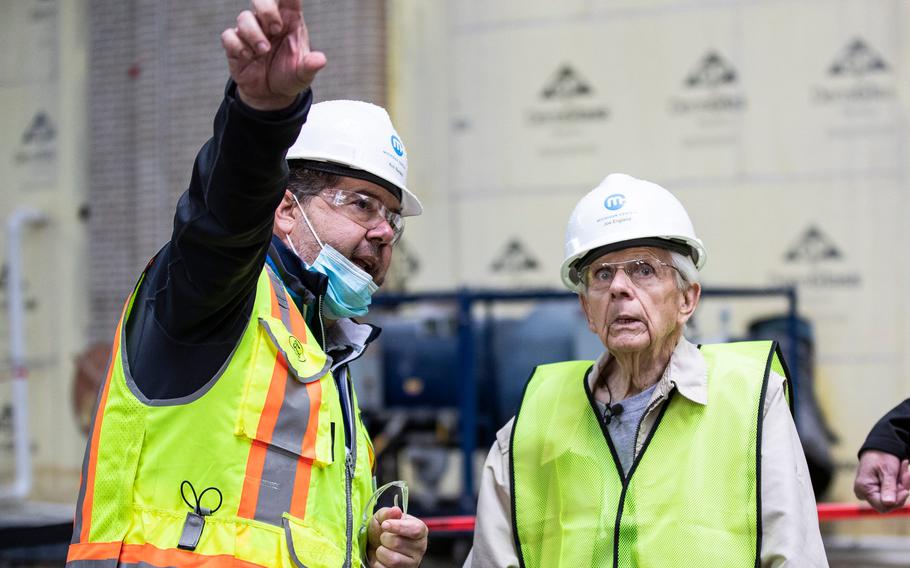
[289,456,314,518]
[238,273,293,520]
[256,354,289,443]
[287,386,321,517]
[300,379,322,464]
[78,305,125,543]
[239,270,328,523]
[237,353,289,519]
[119,543,268,568]
[285,299,321,461]
[67,541,270,567]
[269,283,281,321]
[236,440,268,519]
[287,300,308,344]
[67,541,121,562]
[287,298,321,518]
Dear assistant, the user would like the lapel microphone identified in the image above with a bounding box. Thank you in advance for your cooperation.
[602,403,624,425]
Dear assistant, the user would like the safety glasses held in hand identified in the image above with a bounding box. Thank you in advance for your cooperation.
[358,480,409,565]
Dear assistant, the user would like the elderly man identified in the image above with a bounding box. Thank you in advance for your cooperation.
[67,2,426,567]
[465,174,826,567]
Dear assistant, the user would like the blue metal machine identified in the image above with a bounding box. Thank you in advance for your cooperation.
[365,286,801,513]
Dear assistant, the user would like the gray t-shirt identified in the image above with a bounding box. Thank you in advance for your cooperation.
[595,383,658,476]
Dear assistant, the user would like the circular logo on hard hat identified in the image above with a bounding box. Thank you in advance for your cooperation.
[390,135,405,157]
[604,194,626,211]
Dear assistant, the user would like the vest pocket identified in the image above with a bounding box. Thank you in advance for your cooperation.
[235,317,336,468]
[282,513,346,568]
[258,316,332,384]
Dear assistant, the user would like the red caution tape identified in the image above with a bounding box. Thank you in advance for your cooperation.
[424,516,476,532]
[817,502,910,521]
[423,503,910,533]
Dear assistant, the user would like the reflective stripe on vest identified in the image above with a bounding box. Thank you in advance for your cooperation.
[68,267,373,568]
[237,269,329,525]
[511,341,788,568]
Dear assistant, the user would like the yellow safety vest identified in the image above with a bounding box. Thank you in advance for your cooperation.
[511,341,790,567]
[67,267,375,567]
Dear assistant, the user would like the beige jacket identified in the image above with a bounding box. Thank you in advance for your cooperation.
[464,338,828,568]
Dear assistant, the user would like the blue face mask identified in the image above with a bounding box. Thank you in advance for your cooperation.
[286,195,379,319]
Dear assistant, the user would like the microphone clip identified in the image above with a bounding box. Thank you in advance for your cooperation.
[602,403,624,426]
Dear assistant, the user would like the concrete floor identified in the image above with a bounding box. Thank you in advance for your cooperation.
[826,535,910,567]
[4,511,910,567]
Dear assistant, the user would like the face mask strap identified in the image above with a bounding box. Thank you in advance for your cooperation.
[285,235,301,258]
[289,192,325,249]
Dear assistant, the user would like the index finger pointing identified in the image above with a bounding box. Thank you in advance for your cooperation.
[251,0,283,35]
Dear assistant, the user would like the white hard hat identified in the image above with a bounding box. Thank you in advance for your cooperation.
[560,173,706,292]
[287,100,422,216]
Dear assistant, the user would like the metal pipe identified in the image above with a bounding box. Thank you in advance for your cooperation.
[455,289,477,512]
[785,288,800,424]
[1,208,47,501]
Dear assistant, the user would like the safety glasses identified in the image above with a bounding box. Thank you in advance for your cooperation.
[319,188,404,244]
[581,257,681,291]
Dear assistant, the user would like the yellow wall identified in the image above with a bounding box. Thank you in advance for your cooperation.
[0,0,88,501]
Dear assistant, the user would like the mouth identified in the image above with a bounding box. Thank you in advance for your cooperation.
[352,257,378,278]
[610,315,643,327]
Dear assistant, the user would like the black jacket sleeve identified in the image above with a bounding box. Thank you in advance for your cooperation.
[859,399,910,459]
[161,81,310,340]
[125,81,311,399]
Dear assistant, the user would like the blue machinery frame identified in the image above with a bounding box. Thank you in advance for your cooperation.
[373,286,799,512]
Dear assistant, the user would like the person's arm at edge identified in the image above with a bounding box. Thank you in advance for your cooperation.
[859,400,910,459]
[760,371,828,567]
[854,400,910,512]
[464,418,520,568]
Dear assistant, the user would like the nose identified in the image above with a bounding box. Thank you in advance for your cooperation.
[609,268,635,299]
[365,218,395,245]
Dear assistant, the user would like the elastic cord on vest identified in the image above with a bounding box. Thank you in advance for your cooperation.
[177,481,223,551]
[180,480,223,516]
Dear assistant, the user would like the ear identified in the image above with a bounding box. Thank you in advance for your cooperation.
[678,282,701,325]
[273,190,299,237]
[579,293,597,334]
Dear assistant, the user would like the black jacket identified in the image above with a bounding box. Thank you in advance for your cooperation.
[124,81,325,400]
[860,399,910,459]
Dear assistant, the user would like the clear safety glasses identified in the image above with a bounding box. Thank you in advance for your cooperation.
[358,480,409,565]
[319,188,404,245]
[581,257,681,292]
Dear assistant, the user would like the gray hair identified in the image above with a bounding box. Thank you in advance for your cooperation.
[669,251,699,291]
[286,165,340,204]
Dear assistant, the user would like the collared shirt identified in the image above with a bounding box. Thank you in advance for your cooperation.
[465,337,828,568]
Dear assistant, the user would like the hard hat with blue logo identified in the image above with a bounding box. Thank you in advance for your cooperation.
[560,173,706,292]
[286,100,423,216]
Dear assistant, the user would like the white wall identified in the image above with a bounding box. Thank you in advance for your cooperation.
[0,0,89,501]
